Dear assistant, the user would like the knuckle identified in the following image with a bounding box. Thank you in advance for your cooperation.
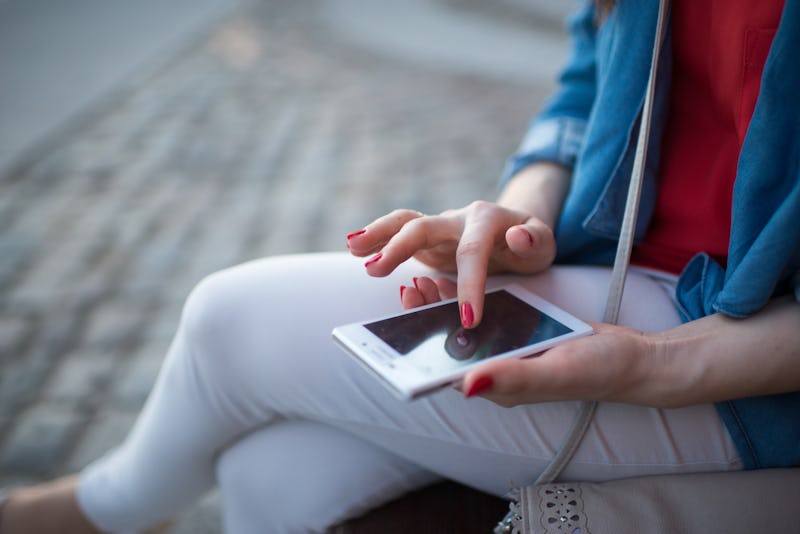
[401,216,432,239]
[467,200,508,229]
[467,200,494,215]
[389,208,411,220]
[456,239,484,259]
[388,208,421,223]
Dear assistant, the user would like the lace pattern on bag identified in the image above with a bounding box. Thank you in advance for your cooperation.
[494,484,589,534]
[536,484,588,533]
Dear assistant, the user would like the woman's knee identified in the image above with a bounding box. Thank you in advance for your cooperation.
[176,261,280,385]
[182,269,242,350]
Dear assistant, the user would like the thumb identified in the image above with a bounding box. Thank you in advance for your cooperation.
[503,219,556,273]
[462,357,526,398]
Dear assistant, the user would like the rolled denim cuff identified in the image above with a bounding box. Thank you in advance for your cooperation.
[499,116,586,189]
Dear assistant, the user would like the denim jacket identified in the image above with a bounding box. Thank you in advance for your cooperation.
[502,0,800,469]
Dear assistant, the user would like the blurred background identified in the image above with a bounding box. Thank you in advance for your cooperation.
[0,0,569,530]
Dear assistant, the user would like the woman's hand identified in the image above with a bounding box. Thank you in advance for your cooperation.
[467,297,800,408]
[399,278,800,408]
[400,278,659,405]
[460,323,655,406]
[347,202,557,328]
[395,278,658,406]
[347,163,570,328]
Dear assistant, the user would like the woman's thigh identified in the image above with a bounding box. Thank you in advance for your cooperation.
[195,252,740,496]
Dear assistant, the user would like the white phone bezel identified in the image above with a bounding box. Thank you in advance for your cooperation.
[331,283,593,400]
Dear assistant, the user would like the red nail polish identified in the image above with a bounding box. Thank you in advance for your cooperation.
[524,228,534,246]
[460,301,474,328]
[412,277,421,292]
[347,229,366,240]
[364,253,382,267]
[465,375,493,398]
[400,285,407,299]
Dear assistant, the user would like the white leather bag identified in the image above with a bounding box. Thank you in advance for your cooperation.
[504,468,800,534]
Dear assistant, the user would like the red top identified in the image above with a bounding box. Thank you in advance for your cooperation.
[631,0,785,275]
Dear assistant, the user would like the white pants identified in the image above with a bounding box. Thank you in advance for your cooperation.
[76,253,741,533]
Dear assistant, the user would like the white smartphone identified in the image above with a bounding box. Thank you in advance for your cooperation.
[332,283,593,400]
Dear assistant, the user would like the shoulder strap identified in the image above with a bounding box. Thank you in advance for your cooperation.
[534,0,670,486]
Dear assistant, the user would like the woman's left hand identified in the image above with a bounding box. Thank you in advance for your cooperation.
[460,322,654,406]
[399,276,655,406]
[405,279,800,409]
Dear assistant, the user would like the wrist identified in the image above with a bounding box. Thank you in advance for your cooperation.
[639,327,709,409]
[603,329,669,407]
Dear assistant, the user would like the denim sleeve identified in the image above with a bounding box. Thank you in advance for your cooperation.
[500,1,598,188]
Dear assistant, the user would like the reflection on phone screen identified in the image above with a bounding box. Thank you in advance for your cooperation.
[364,290,572,376]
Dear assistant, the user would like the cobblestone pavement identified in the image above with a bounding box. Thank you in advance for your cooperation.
[0,0,563,530]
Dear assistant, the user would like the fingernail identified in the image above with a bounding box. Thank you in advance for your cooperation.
[412,277,421,292]
[460,301,474,328]
[347,229,366,240]
[465,375,493,398]
[364,253,382,267]
[400,285,407,299]
[523,228,534,246]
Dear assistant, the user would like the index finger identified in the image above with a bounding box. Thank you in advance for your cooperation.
[455,202,531,327]
[454,203,506,328]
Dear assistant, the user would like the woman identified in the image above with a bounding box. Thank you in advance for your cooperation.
[3,1,799,532]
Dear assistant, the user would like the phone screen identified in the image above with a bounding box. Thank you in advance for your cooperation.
[363,290,572,376]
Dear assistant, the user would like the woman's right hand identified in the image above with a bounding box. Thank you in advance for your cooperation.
[346,201,557,328]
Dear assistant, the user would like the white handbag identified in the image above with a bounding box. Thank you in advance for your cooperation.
[503,468,800,534]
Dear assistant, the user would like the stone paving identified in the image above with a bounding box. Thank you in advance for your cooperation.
[0,0,564,530]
